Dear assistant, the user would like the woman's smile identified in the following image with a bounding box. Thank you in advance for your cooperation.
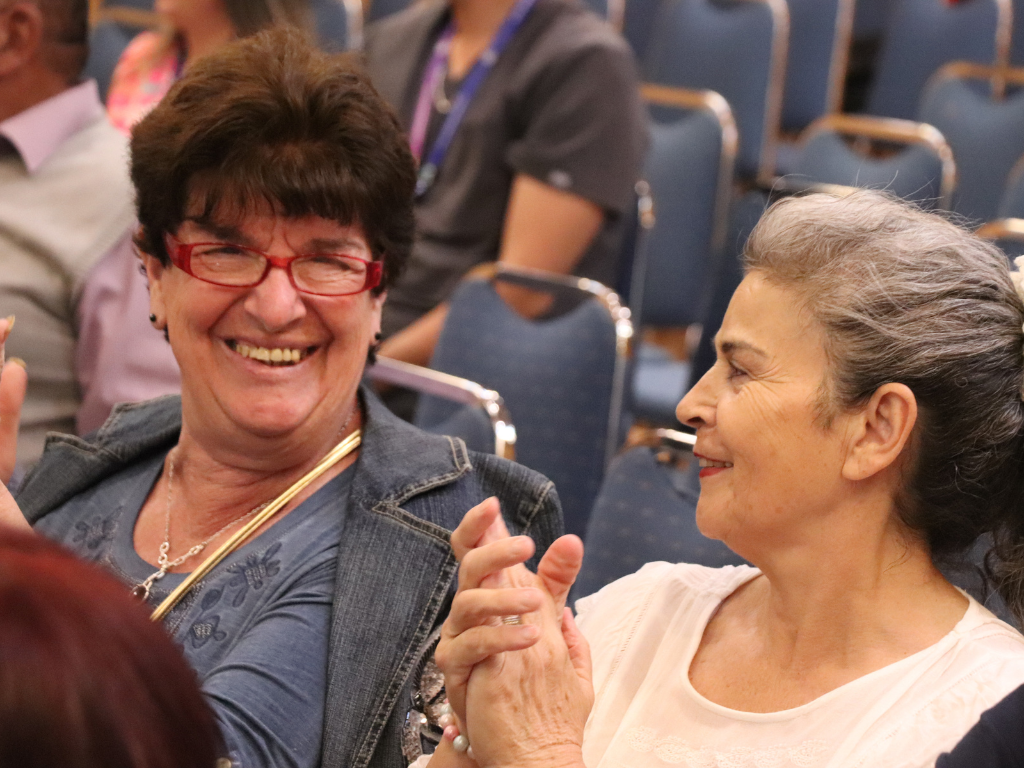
[224,339,318,366]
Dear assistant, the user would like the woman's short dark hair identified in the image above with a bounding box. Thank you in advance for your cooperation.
[131,26,416,293]
[744,191,1024,618]
[0,530,223,768]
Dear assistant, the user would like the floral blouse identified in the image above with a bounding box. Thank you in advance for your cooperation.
[106,31,184,135]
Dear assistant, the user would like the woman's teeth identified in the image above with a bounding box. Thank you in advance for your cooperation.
[231,342,307,365]
[698,458,733,469]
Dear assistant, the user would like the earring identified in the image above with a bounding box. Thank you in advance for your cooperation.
[149,314,157,324]
[367,332,383,365]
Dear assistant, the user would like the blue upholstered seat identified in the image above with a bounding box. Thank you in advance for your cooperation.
[421,274,627,538]
[919,71,1024,224]
[867,0,1009,120]
[84,20,136,102]
[629,87,735,424]
[575,446,745,601]
[642,0,787,181]
[781,0,854,134]
[791,127,952,209]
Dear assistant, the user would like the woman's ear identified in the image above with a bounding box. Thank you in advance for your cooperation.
[138,251,168,329]
[842,383,918,482]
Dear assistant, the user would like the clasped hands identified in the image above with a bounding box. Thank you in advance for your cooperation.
[432,498,593,768]
[0,317,29,530]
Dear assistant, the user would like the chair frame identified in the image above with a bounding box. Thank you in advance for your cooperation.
[976,216,1024,243]
[822,0,856,118]
[928,60,1024,106]
[781,113,957,209]
[467,262,634,467]
[752,0,790,185]
[367,357,517,460]
[640,83,739,253]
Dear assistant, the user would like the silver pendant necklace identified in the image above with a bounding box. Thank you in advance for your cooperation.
[132,453,268,601]
[132,404,359,602]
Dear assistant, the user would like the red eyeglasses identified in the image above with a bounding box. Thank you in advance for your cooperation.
[168,239,383,296]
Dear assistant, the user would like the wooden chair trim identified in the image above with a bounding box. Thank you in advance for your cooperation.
[976,217,1024,241]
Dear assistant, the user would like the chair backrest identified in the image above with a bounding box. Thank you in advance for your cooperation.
[999,152,1024,217]
[853,0,890,38]
[977,218,1024,260]
[1012,0,1024,65]
[84,19,137,102]
[421,266,633,538]
[918,62,1024,222]
[867,0,1011,120]
[781,0,854,132]
[642,0,789,182]
[623,0,667,61]
[312,0,361,51]
[368,357,516,459]
[575,436,746,600]
[633,84,737,329]
[789,113,956,209]
[367,0,412,22]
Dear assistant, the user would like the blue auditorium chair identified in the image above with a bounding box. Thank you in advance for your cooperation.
[919,62,1024,223]
[1013,0,1024,65]
[642,0,788,182]
[622,0,664,59]
[977,218,1024,260]
[867,0,1011,120]
[781,0,855,134]
[367,0,412,22]
[786,113,956,209]
[368,358,517,459]
[999,153,1024,218]
[419,265,632,539]
[575,429,746,601]
[84,20,136,102]
[312,0,358,51]
[629,84,737,425]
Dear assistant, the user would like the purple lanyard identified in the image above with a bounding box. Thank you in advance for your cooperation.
[409,0,539,198]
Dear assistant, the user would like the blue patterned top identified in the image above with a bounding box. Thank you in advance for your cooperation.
[35,450,351,768]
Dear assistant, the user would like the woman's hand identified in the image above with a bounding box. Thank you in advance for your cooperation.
[435,499,593,768]
[0,317,30,531]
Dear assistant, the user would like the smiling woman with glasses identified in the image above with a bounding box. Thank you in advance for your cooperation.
[0,27,562,768]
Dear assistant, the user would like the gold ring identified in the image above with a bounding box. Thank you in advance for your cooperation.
[501,614,523,626]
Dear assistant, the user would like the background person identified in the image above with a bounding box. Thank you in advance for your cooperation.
[106,0,312,135]
[432,191,1024,768]
[0,528,224,768]
[0,0,178,470]
[365,0,647,370]
[0,29,561,768]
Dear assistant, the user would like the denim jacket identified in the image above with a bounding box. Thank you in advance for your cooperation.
[18,388,563,768]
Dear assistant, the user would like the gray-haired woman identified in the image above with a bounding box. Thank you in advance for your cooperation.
[428,191,1024,768]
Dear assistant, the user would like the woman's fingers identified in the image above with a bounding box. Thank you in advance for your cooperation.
[561,608,594,690]
[536,535,584,615]
[445,586,544,637]
[456,534,535,593]
[0,332,26,487]
[0,479,30,532]
[450,497,502,561]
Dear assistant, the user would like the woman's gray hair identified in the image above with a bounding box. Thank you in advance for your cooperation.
[744,191,1024,617]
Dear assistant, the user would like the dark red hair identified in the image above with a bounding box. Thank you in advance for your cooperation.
[0,530,223,768]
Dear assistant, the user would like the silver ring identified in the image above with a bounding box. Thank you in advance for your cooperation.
[501,614,523,626]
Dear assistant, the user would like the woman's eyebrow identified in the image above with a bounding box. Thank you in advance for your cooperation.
[718,338,769,359]
[184,219,250,244]
[303,236,368,252]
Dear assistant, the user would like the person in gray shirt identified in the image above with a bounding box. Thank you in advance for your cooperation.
[367,0,648,368]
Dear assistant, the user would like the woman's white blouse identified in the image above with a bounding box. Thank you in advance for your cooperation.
[575,562,1024,768]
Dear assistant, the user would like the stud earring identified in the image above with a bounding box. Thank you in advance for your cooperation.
[149,313,157,324]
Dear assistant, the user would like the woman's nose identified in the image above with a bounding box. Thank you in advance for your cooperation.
[244,265,306,331]
[675,366,717,429]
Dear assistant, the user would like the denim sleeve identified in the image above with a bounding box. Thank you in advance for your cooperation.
[199,558,334,768]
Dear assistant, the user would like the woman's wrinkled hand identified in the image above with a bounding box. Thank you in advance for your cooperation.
[435,498,593,768]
